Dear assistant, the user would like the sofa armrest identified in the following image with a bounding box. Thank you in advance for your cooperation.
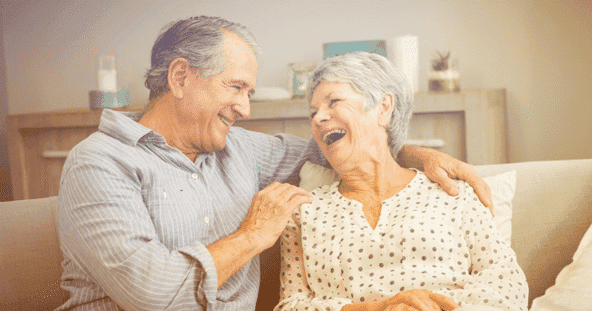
[0,197,68,310]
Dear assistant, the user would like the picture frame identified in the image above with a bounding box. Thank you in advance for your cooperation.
[288,61,317,98]
[323,40,387,59]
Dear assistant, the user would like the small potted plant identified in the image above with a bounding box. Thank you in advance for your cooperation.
[428,51,460,92]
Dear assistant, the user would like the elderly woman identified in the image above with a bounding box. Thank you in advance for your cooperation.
[275,52,528,311]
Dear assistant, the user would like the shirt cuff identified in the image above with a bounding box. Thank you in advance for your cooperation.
[179,241,218,305]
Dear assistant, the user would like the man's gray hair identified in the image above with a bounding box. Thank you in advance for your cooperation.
[145,16,261,99]
[306,52,413,159]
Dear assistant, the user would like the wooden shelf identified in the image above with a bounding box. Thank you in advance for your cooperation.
[6,88,507,200]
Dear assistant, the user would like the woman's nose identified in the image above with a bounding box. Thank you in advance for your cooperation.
[312,107,330,125]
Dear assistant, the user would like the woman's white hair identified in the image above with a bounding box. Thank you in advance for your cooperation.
[306,52,413,159]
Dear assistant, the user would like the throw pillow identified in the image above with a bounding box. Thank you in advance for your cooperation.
[482,170,517,245]
[573,223,592,261]
[530,223,592,311]
[299,161,516,244]
[299,161,340,192]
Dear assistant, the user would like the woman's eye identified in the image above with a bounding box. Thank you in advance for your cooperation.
[310,111,317,119]
[329,99,340,106]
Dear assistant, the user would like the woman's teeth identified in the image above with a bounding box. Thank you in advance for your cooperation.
[323,129,346,145]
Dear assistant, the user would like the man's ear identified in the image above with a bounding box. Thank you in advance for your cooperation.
[167,58,191,99]
[377,93,394,127]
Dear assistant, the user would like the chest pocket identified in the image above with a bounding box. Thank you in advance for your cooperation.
[144,186,208,249]
[399,214,458,272]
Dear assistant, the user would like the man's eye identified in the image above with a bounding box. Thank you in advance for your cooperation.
[329,99,340,106]
[310,111,317,119]
[232,86,241,90]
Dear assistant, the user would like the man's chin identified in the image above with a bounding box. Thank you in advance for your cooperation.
[212,138,227,152]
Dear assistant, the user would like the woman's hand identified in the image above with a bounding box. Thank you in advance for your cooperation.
[380,289,459,311]
[398,146,494,215]
[383,304,420,311]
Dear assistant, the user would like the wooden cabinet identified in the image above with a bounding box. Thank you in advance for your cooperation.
[6,88,507,200]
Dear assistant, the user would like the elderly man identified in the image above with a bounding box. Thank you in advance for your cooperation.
[56,16,491,310]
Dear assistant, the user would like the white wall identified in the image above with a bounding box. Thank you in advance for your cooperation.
[1,0,591,163]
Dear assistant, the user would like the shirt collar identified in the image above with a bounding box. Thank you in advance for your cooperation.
[98,109,163,146]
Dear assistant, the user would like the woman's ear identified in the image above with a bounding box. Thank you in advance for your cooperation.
[167,58,190,99]
[377,93,394,127]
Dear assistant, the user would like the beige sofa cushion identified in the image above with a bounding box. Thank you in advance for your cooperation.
[475,159,592,307]
[0,196,68,310]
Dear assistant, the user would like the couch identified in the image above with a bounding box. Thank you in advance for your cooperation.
[1,159,591,310]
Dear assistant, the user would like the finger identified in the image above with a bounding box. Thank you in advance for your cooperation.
[410,290,441,311]
[406,295,438,311]
[389,290,438,311]
[428,292,459,311]
[450,164,494,212]
[471,179,494,215]
[263,187,311,221]
[279,186,313,208]
[260,183,309,205]
[249,183,299,219]
[270,183,312,200]
[286,192,313,207]
[428,167,459,196]
[390,304,420,311]
[420,150,459,196]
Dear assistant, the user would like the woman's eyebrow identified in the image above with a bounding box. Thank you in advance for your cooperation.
[309,92,335,109]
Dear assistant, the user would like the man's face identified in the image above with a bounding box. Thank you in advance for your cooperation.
[177,32,257,155]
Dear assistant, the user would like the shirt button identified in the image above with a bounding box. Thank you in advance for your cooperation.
[192,173,198,180]
[204,217,210,224]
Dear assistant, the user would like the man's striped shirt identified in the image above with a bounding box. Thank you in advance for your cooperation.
[56,109,325,310]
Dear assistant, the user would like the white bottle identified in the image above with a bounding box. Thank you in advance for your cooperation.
[98,55,117,93]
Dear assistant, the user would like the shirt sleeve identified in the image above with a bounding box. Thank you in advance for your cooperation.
[435,182,529,311]
[58,151,217,310]
[275,206,353,311]
[238,128,327,189]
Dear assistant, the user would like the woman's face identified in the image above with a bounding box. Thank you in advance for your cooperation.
[310,81,386,168]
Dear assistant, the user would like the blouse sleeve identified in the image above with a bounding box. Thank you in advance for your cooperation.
[435,182,528,311]
[275,206,353,311]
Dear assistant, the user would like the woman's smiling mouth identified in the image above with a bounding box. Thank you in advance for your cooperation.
[323,129,346,145]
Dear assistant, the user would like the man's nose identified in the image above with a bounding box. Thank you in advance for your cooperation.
[234,93,251,119]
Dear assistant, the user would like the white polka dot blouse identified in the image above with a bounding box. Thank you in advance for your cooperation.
[275,171,528,311]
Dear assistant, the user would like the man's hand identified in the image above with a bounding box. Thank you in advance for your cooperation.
[380,289,459,311]
[238,182,313,250]
[209,182,312,288]
[398,146,493,215]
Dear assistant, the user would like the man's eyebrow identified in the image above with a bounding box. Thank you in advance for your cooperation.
[230,80,251,88]
[230,79,255,95]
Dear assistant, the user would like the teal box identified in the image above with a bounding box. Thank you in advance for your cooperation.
[323,40,387,59]
[89,90,129,109]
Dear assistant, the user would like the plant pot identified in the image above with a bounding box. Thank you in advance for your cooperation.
[428,69,460,92]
